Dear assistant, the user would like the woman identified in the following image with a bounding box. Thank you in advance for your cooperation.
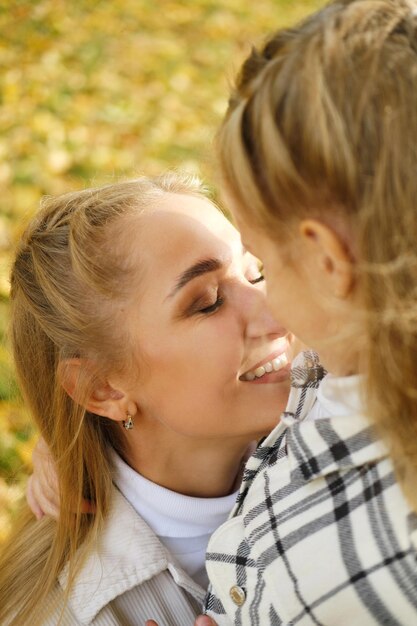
[0,173,293,625]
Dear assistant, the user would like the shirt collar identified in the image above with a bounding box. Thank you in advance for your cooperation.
[232,350,325,510]
[58,487,204,624]
[249,351,387,486]
[281,352,388,479]
[284,413,388,480]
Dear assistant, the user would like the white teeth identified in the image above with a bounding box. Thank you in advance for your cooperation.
[273,355,288,370]
[241,354,288,381]
[272,357,282,371]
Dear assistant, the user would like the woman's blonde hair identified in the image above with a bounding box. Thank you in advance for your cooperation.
[218,0,417,509]
[0,173,206,626]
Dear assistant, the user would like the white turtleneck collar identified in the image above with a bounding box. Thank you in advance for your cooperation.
[112,452,238,588]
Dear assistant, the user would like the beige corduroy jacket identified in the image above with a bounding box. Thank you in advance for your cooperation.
[40,487,205,626]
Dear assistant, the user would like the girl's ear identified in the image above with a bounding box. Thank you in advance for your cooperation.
[299,218,355,299]
[57,359,135,423]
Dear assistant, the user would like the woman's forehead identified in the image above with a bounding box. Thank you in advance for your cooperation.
[139,194,239,249]
[129,195,241,287]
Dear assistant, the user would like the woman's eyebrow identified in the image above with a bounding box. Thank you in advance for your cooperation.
[167,258,222,298]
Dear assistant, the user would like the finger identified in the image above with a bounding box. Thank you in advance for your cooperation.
[33,472,60,510]
[32,438,55,474]
[31,440,61,509]
[43,465,60,496]
[31,438,97,517]
[80,499,97,514]
[145,621,159,626]
[30,472,60,519]
[35,436,49,455]
[33,456,60,497]
[195,616,218,626]
[26,475,44,520]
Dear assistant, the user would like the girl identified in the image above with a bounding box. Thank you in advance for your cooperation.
[0,174,294,625]
[203,0,417,624]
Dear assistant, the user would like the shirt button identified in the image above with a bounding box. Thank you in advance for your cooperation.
[229,585,246,606]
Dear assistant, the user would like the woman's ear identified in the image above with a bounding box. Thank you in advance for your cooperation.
[299,218,355,299]
[57,359,134,422]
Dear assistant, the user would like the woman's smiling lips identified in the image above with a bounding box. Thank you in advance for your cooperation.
[239,343,292,384]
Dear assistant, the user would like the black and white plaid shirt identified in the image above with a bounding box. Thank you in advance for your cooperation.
[204,351,417,625]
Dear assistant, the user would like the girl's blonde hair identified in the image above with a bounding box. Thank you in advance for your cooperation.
[0,173,206,626]
[218,0,417,509]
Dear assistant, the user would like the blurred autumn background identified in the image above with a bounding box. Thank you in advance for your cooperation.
[0,0,325,540]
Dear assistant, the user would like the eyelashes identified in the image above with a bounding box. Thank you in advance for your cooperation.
[249,274,265,285]
[250,263,264,285]
[197,271,264,315]
[199,295,225,314]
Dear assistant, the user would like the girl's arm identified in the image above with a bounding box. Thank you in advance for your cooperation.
[27,437,95,518]
[27,437,60,519]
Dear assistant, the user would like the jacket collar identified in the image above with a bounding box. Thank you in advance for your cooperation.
[58,487,204,624]
[237,351,387,504]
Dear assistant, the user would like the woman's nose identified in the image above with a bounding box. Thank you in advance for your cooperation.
[244,286,286,339]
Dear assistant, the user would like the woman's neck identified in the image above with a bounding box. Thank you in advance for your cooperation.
[122,430,255,498]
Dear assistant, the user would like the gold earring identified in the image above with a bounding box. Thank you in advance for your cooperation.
[123,413,134,430]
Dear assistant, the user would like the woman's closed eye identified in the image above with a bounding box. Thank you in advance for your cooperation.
[196,268,264,315]
[198,294,225,314]
[180,286,225,319]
